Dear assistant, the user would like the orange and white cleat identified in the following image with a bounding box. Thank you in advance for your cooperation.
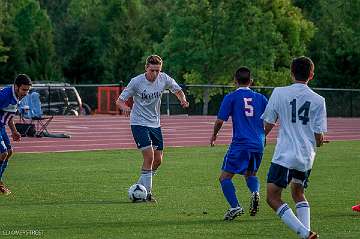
[352,204,360,212]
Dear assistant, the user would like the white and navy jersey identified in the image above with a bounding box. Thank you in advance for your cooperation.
[261,83,327,171]
[0,86,18,127]
[119,72,182,128]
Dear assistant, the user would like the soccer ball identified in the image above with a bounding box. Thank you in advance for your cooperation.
[128,184,147,202]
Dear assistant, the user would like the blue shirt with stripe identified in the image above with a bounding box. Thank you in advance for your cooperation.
[0,86,18,127]
[217,88,268,152]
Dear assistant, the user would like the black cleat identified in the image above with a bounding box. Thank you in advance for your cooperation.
[249,192,260,216]
[146,193,157,203]
[224,206,244,221]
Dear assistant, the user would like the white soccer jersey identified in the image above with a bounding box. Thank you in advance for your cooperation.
[119,72,181,128]
[262,83,327,171]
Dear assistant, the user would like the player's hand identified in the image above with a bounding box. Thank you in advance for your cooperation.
[210,134,217,147]
[317,139,330,147]
[121,107,131,117]
[180,101,189,108]
[321,139,330,146]
[12,131,21,141]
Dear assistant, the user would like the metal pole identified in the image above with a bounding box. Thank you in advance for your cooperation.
[166,91,170,116]
[48,85,51,115]
[350,91,353,117]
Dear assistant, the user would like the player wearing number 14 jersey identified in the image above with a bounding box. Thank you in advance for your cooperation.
[210,67,268,220]
[262,57,327,239]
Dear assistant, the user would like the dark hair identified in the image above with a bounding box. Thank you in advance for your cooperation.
[234,67,251,84]
[14,74,32,87]
[146,55,163,66]
[291,56,314,81]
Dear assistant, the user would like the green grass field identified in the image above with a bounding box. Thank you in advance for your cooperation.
[1,141,360,239]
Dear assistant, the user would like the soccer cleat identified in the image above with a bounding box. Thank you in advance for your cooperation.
[307,231,319,239]
[249,192,260,216]
[146,193,157,203]
[0,181,11,195]
[352,204,360,212]
[223,206,244,221]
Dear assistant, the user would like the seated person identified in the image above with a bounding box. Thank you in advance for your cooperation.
[19,91,42,119]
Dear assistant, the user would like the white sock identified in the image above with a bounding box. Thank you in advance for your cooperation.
[277,203,309,239]
[296,201,310,230]
[137,170,152,194]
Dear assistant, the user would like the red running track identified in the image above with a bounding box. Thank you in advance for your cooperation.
[10,115,360,153]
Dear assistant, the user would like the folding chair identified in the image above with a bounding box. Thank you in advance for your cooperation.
[29,115,54,137]
[18,91,53,137]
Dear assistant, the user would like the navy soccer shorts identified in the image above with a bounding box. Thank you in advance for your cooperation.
[222,144,263,175]
[267,163,312,188]
[0,126,11,153]
[131,125,163,151]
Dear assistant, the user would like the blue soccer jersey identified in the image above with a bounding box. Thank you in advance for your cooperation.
[0,86,18,127]
[217,87,268,152]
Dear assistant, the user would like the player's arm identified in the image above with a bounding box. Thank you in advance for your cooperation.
[314,133,324,147]
[313,99,328,147]
[8,117,21,141]
[210,119,224,147]
[165,74,189,108]
[264,121,276,136]
[261,89,278,137]
[174,90,189,108]
[115,98,131,117]
[116,80,135,117]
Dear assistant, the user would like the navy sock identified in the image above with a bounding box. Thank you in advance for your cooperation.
[246,176,260,193]
[0,160,8,181]
[220,178,239,208]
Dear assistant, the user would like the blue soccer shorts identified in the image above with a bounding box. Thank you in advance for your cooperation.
[267,162,312,188]
[0,126,11,153]
[131,125,163,151]
[222,144,263,175]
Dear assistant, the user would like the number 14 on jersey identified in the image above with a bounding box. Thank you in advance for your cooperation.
[290,99,311,125]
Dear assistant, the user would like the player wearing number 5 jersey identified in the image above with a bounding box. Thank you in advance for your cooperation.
[210,67,268,220]
[262,57,327,239]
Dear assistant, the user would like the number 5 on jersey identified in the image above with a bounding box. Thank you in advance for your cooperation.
[290,99,311,125]
[244,98,253,117]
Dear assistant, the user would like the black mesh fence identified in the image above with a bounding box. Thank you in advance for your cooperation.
[72,84,360,117]
[182,85,360,117]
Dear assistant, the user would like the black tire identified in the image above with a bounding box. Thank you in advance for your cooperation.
[65,109,79,116]
[80,103,92,115]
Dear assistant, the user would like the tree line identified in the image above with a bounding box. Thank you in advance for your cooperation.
[0,0,359,90]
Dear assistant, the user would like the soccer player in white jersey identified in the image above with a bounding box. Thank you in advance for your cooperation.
[0,74,32,195]
[261,57,327,239]
[116,55,189,202]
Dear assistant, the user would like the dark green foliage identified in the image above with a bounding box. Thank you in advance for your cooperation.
[0,0,358,90]
[294,0,360,89]
[57,0,149,84]
[0,0,59,83]
[0,1,9,63]
[156,0,314,114]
